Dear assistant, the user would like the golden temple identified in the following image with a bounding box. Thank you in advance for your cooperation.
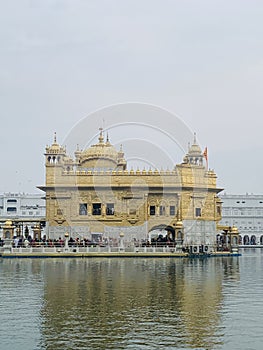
[37,128,234,252]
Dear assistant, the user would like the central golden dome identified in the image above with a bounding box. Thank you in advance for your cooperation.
[78,130,126,170]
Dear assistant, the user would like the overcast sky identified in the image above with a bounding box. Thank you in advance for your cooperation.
[1,0,263,194]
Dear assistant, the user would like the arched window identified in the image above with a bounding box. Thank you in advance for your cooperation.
[232,236,238,245]
[177,231,182,240]
[79,203,87,215]
[150,206,156,215]
[250,235,256,245]
[243,235,249,245]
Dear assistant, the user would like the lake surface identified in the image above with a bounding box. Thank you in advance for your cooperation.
[0,249,263,350]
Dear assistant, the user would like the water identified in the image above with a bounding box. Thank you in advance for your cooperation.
[0,249,263,350]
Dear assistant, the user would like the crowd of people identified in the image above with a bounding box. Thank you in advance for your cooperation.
[8,235,106,248]
[0,233,178,248]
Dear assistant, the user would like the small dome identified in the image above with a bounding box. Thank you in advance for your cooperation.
[175,220,183,229]
[188,133,202,156]
[45,132,66,155]
[231,226,239,234]
[4,220,13,227]
[188,143,202,156]
[49,143,61,152]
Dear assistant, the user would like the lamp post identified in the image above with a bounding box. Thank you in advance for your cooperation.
[144,193,148,241]
[175,220,184,252]
[230,225,239,253]
[119,232,124,251]
[33,224,41,240]
[64,232,69,251]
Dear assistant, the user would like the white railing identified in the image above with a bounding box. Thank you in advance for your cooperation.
[1,245,182,254]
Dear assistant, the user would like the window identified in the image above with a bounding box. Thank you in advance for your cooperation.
[195,208,201,217]
[106,203,114,215]
[159,206,165,216]
[129,208,136,215]
[22,211,26,215]
[92,203,101,215]
[170,206,175,216]
[79,203,87,215]
[150,206,155,215]
[7,207,17,212]
[57,208,63,216]
[29,211,33,215]
[7,199,17,203]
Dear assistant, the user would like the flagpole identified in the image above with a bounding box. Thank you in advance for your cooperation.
[203,147,208,171]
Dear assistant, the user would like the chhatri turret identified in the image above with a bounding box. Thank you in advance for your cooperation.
[183,133,204,166]
[44,132,68,185]
[45,132,67,166]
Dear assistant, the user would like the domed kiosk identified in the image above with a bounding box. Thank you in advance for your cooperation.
[183,133,203,166]
[3,220,15,239]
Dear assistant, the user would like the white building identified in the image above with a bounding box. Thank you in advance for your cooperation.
[220,193,263,245]
[0,192,46,238]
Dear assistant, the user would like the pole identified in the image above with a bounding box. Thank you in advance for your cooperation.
[145,194,148,241]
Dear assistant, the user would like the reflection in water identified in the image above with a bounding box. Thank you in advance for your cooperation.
[0,257,242,349]
[36,258,240,350]
[0,259,45,350]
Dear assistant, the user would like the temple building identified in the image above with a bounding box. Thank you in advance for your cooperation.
[0,192,46,239]
[38,130,224,249]
[220,193,263,245]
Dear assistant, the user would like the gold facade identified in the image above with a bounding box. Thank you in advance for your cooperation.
[39,130,223,246]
